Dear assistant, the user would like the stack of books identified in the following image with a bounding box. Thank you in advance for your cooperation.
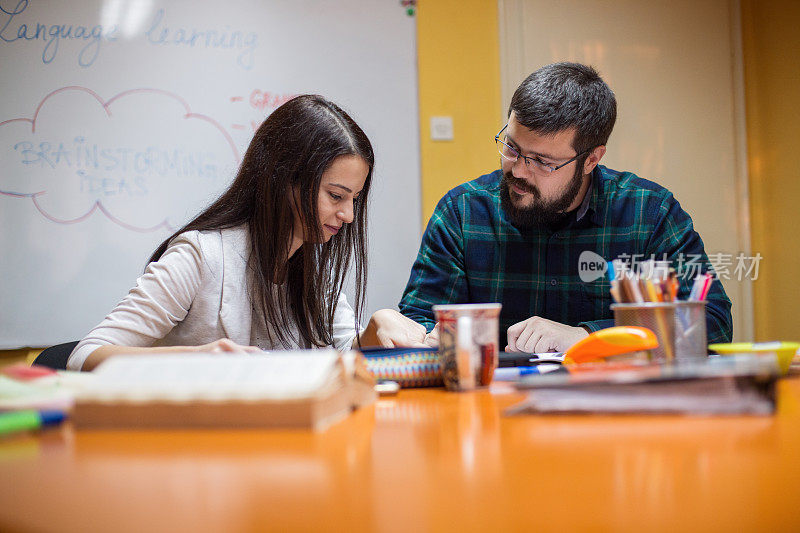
[507,354,778,416]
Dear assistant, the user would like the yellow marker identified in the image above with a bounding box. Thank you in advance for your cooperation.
[563,326,659,365]
[645,280,660,302]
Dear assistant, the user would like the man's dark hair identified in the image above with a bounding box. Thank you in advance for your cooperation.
[509,62,617,153]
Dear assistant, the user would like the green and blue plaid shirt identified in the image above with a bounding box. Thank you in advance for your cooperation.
[399,165,733,347]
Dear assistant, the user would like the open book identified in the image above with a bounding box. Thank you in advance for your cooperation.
[72,350,376,431]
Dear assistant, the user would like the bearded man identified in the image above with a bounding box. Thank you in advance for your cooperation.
[399,62,733,352]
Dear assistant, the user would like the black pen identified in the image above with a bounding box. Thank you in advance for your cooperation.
[498,352,563,367]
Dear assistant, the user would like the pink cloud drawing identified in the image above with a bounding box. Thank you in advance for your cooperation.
[0,86,240,232]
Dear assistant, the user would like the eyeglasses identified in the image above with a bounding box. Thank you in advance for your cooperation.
[494,123,589,176]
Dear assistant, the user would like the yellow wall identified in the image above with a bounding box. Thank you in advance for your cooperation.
[0,349,42,366]
[417,0,799,342]
[416,0,503,225]
[741,0,800,340]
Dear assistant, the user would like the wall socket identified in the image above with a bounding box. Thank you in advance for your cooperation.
[430,116,454,141]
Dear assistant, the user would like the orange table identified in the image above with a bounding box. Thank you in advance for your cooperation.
[2,379,800,532]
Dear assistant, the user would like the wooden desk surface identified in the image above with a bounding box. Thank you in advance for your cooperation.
[2,379,800,532]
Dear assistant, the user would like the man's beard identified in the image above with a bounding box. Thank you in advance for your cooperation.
[500,166,585,229]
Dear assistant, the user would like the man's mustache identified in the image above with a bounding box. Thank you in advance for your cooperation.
[502,172,538,195]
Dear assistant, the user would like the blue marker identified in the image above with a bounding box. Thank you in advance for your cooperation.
[494,365,561,381]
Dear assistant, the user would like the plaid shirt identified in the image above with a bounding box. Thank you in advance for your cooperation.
[399,166,733,347]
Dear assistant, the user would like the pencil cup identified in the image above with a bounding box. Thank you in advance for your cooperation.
[673,301,707,361]
[432,303,502,391]
[611,303,676,362]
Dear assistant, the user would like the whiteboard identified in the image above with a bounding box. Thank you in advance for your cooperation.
[0,0,421,348]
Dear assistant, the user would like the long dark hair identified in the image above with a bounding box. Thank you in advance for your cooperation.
[149,94,373,348]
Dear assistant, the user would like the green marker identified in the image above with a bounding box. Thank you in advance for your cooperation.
[0,410,66,437]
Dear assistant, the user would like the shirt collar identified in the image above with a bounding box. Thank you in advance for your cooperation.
[574,173,593,222]
[575,166,605,226]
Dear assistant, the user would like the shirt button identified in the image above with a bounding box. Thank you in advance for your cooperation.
[550,279,558,286]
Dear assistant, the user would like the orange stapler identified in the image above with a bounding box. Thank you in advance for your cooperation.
[562,326,658,365]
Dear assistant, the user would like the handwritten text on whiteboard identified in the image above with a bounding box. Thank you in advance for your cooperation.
[0,2,258,69]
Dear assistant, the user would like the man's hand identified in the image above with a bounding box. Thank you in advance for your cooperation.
[505,316,588,353]
[360,309,428,348]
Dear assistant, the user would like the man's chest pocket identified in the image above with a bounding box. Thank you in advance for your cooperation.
[579,280,613,324]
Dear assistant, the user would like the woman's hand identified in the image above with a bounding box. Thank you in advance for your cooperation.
[195,338,262,354]
[423,323,440,348]
[82,339,261,371]
[359,309,428,348]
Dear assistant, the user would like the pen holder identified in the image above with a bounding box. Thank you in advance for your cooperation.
[611,303,676,362]
[673,301,707,361]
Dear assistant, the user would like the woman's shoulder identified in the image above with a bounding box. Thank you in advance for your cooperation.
[168,225,249,254]
[218,225,249,247]
[158,225,246,282]
[166,226,250,284]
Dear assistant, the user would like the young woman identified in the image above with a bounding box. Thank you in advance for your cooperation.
[68,95,424,371]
